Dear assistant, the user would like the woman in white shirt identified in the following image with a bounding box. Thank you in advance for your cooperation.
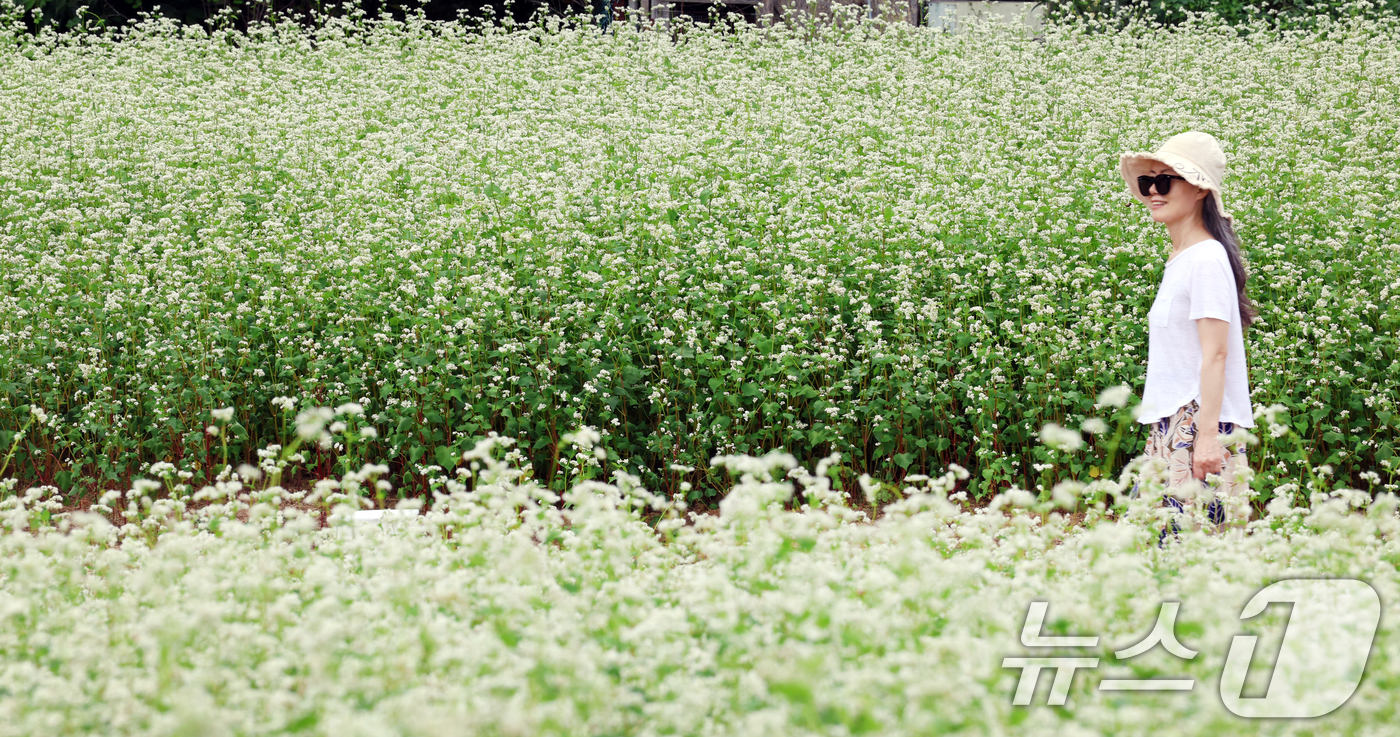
[1119,131,1257,528]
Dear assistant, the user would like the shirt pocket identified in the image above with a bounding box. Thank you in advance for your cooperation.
[1148,294,1173,328]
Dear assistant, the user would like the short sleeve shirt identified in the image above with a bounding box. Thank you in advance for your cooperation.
[1137,239,1254,427]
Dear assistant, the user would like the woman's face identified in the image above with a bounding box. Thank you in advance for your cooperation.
[1142,164,1208,225]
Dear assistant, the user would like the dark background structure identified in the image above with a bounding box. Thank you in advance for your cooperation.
[13,0,1394,34]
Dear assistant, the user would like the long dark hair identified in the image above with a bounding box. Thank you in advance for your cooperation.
[1201,195,1258,329]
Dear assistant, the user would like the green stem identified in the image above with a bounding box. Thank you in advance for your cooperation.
[0,415,36,483]
[1102,408,1133,482]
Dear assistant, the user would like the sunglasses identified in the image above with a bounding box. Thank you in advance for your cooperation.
[1137,174,1187,197]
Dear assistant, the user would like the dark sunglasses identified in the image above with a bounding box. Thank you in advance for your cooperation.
[1137,174,1187,197]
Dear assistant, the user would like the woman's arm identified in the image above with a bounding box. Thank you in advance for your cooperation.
[1194,317,1230,479]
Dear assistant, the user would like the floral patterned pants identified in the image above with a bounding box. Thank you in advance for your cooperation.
[1140,400,1251,522]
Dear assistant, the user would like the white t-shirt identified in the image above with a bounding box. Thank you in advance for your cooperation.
[1137,239,1254,428]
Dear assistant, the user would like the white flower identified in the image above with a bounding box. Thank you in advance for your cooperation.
[1039,423,1083,453]
[1254,403,1290,425]
[1081,418,1109,435]
[335,402,365,417]
[211,407,235,423]
[295,407,335,440]
[562,426,602,448]
[1051,480,1084,510]
[1097,385,1133,409]
[28,406,49,426]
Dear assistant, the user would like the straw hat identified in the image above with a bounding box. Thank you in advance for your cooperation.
[1119,131,1231,222]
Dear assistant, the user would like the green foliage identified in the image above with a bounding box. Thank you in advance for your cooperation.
[4,0,542,35]
[1040,0,1400,30]
[1,11,1398,502]
[8,0,363,32]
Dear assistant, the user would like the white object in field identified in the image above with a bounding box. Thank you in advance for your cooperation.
[926,1,1044,32]
[350,509,419,525]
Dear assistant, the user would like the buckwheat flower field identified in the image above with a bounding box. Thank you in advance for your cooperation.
[1,5,1398,498]
[2,436,1400,736]
[3,4,1400,734]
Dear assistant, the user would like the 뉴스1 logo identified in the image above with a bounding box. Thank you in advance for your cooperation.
[1003,578,1380,717]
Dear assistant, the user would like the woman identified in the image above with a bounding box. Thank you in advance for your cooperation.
[1119,131,1257,528]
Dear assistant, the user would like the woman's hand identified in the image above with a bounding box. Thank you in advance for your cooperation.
[1193,431,1229,480]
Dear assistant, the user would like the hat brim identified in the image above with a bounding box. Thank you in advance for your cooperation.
[1119,151,1231,222]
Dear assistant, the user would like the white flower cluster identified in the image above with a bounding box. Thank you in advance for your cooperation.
[0,441,1396,733]
[1039,422,1084,452]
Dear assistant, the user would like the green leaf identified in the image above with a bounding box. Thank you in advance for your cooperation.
[768,680,813,705]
